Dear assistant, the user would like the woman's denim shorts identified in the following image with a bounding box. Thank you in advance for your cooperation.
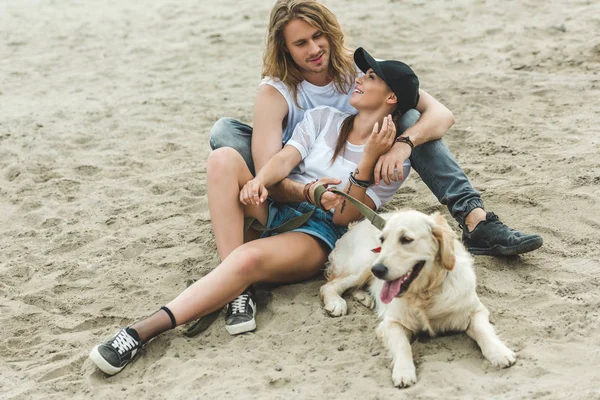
[259,201,348,250]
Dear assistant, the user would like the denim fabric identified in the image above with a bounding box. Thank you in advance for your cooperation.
[209,118,255,174]
[260,201,347,250]
[401,110,484,225]
[208,112,483,225]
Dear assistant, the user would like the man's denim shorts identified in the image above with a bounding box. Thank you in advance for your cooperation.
[259,201,348,250]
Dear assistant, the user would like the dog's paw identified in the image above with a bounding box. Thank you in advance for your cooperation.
[484,344,516,368]
[351,289,375,309]
[324,297,348,317]
[392,364,417,388]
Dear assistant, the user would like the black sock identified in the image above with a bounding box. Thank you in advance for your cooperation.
[129,307,177,342]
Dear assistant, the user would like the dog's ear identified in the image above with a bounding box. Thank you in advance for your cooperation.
[431,212,456,271]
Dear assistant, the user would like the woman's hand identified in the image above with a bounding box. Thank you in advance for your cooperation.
[364,114,396,163]
[240,178,268,205]
[308,177,342,211]
[374,142,411,186]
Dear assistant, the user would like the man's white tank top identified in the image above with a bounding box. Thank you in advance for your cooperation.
[259,77,357,145]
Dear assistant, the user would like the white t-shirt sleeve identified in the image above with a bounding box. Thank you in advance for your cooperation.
[285,107,332,160]
[365,162,411,209]
[285,110,317,160]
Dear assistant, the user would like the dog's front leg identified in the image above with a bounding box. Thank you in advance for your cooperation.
[466,307,516,368]
[320,275,355,316]
[320,268,371,317]
[377,319,416,388]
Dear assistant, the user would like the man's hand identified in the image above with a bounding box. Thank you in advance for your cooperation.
[374,142,412,186]
[309,177,342,211]
[240,178,268,205]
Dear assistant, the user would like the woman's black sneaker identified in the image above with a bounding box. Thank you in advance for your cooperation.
[225,287,257,335]
[462,212,543,256]
[89,328,144,375]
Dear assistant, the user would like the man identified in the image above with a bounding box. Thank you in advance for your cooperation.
[208,0,543,335]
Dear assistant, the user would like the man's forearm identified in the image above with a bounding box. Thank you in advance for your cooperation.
[400,91,455,147]
[267,178,305,203]
[401,110,453,147]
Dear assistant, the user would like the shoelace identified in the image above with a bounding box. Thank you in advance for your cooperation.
[111,330,139,354]
[485,212,516,231]
[230,293,250,314]
[461,212,509,233]
[487,212,500,222]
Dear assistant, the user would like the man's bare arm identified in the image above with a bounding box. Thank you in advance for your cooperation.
[252,85,288,172]
[268,179,305,203]
[396,88,455,147]
[374,89,456,185]
[251,85,304,202]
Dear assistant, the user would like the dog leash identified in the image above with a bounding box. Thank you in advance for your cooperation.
[314,185,386,231]
[243,208,316,234]
[244,183,386,235]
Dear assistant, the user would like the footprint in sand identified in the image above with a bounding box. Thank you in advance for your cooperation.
[74,165,102,177]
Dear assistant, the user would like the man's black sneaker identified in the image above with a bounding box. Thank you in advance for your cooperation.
[89,328,144,375]
[462,212,543,256]
[225,287,257,335]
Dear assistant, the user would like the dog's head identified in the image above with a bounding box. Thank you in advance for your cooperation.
[371,210,456,304]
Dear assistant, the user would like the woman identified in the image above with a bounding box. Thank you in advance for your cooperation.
[89,48,420,375]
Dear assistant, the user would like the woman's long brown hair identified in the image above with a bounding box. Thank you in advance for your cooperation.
[330,106,402,164]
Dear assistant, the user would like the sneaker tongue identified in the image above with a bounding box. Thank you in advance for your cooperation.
[125,327,141,342]
[380,278,403,304]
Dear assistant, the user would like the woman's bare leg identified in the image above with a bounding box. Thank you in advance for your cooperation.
[90,149,327,374]
[131,232,328,340]
[167,232,328,324]
[129,147,267,341]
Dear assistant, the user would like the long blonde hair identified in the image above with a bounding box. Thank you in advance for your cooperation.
[262,0,356,106]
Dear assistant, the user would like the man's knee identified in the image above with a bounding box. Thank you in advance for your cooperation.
[209,117,238,150]
[397,109,421,135]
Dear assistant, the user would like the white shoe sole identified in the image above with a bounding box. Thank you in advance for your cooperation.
[89,346,123,376]
[226,319,256,335]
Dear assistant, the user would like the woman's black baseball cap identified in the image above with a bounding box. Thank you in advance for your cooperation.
[354,47,420,113]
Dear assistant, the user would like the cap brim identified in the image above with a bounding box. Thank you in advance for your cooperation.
[354,47,387,82]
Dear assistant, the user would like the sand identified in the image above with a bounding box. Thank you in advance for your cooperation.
[1,0,599,398]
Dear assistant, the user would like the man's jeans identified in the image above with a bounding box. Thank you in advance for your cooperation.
[208,110,483,225]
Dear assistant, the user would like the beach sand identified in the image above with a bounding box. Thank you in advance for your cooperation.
[1,0,599,398]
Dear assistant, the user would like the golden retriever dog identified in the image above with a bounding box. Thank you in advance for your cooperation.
[320,210,516,387]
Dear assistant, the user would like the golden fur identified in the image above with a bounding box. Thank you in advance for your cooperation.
[321,210,516,387]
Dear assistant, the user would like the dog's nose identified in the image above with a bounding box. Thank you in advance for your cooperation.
[371,263,388,279]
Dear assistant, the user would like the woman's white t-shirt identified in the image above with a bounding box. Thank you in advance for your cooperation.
[285,106,410,210]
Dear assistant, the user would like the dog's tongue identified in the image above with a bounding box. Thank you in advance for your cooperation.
[380,278,403,304]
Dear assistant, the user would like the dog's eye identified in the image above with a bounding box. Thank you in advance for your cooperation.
[379,236,385,243]
[400,236,413,244]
